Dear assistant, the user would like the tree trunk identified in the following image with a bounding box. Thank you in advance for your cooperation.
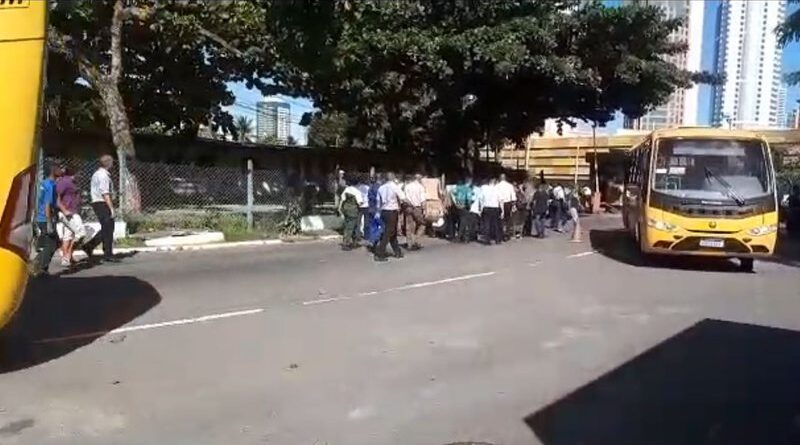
[98,82,135,157]
[97,81,140,215]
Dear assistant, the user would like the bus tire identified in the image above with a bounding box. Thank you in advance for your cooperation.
[739,258,754,273]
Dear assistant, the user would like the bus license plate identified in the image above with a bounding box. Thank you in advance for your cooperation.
[700,238,724,248]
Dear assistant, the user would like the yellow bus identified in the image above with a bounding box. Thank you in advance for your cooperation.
[623,127,779,272]
[0,0,47,329]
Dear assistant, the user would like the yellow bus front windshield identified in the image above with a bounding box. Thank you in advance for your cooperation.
[652,138,772,205]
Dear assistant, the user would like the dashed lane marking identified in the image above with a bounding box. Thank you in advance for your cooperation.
[302,271,497,306]
[34,308,265,344]
[566,251,596,259]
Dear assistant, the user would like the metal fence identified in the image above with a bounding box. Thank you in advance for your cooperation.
[46,157,302,228]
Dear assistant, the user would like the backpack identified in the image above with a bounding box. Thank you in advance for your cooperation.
[341,193,360,218]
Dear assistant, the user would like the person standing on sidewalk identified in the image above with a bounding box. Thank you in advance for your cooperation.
[496,173,517,240]
[33,163,62,276]
[83,155,118,262]
[480,177,503,245]
[403,173,427,250]
[375,172,407,262]
[56,166,86,266]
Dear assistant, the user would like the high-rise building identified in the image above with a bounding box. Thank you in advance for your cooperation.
[623,0,704,131]
[256,99,291,143]
[789,106,800,129]
[711,0,787,129]
[776,84,787,128]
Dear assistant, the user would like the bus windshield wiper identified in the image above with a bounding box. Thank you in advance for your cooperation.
[704,166,746,207]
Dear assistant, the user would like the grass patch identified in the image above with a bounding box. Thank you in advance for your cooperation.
[114,237,147,248]
[127,210,286,241]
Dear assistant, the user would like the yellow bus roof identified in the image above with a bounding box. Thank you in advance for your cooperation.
[649,127,767,140]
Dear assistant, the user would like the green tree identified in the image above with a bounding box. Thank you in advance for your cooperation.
[234,116,254,142]
[305,112,351,147]
[265,0,718,169]
[778,0,800,85]
[47,0,268,158]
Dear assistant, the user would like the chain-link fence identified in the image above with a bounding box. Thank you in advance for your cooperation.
[45,157,313,236]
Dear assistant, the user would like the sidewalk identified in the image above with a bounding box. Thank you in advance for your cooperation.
[72,234,342,259]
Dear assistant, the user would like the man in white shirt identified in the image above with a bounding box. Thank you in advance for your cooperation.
[480,177,503,244]
[496,173,517,240]
[338,176,365,250]
[375,172,407,261]
[402,173,427,250]
[551,183,566,232]
[83,155,118,262]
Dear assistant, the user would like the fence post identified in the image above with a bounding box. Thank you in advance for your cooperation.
[246,158,254,231]
[117,153,127,220]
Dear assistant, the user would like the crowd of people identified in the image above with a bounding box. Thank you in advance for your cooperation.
[33,155,119,277]
[337,171,586,262]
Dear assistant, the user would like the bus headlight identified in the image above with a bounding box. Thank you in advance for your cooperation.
[647,218,677,232]
[747,224,778,236]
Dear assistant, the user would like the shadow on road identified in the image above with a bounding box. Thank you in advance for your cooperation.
[0,275,161,374]
[590,229,754,272]
[526,319,800,445]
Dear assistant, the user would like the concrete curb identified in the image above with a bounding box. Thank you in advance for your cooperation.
[72,234,341,258]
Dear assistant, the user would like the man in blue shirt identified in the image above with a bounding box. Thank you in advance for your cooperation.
[35,163,63,275]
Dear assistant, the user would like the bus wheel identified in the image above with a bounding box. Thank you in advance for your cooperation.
[739,258,754,273]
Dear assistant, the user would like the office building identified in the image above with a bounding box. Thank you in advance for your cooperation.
[623,0,705,130]
[790,106,800,129]
[256,99,291,143]
[711,0,787,128]
[776,84,787,128]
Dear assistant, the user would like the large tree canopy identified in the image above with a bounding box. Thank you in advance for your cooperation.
[266,0,716,168]
[778,0,800,85]
[47,0,268,156]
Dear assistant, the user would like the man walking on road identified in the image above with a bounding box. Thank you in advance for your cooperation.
[83,155,118,262]
[453,176,475,243]
[480,177,503,245]
[551,182,566,232]
[375,172,407,262]
[496,173,516,240]
[56,166,86,266]
[339,175,364,251]
[34,163,62,276]
[403,173,427,250]
[531,182,550,238]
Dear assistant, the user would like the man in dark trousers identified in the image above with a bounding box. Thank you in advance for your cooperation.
[83,155,118,262]
[34,163,62,276]
[375,172,407,262]
[531,182,550,238]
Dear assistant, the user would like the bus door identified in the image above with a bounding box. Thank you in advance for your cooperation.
[624,138,651,235]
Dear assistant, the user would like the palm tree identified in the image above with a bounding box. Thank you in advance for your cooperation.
[234,116,254,142]
[778,0,800,85]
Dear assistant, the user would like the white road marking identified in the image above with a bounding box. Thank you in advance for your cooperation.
[302,296,353,306]
[35,308,264,344]
[566,251,596,259]
[302,271,497,306]
[357,271,496,296]
[528,260,542,267]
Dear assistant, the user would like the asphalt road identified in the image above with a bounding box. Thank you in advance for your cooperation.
[1,215,799,445]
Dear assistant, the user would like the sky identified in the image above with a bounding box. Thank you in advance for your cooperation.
[228,0,800,142]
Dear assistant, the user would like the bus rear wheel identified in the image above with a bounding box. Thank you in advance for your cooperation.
[739,258,754,272]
